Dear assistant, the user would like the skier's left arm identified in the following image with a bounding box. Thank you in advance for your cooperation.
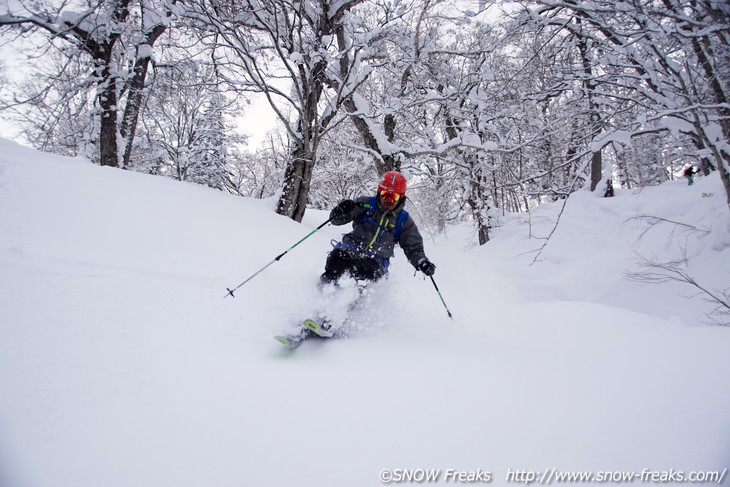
[400,217,436,276]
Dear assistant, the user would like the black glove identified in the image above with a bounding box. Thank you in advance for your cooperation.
[417,258,436,276]
[330,199,356,223]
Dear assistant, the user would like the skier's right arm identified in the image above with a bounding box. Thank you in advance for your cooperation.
[330,199,362,225]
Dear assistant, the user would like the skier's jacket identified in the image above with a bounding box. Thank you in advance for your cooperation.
[330,195,427,270]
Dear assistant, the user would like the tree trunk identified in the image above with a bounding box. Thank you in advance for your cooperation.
[341,97,397,175]
[275,142,314,222]
[274,61,324,222]
[577,33,603,192]
[590,150,602,192]
[335,26,397,175]
[120,55,153,169]
[718,156,730,215]
[97,61,119,168]
[688,30,730,213]
[466,154,490,245]
[120,17,171,169]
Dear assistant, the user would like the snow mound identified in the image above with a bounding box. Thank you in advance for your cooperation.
[1,138,728,487]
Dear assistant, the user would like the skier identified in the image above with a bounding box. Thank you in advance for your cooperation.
[683,166,696,185]
[274,171,438,347]
[321,170,436,286]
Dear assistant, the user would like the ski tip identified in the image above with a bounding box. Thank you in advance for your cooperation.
[303,319,334,338]
[274,335,294,348]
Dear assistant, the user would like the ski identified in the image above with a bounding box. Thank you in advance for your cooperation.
[274,319,333,349]
[303,318,334,337]
[274,320,335,350]
[273,333,301,349]
[274,327,312,349]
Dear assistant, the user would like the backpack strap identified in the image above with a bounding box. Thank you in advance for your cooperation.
[393,209,409,243]
[356,196,377,224]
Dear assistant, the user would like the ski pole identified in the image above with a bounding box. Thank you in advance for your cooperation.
[224,217,332,298]
[430,275,453,319]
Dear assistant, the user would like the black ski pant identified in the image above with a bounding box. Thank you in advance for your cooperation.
[320,247,386,284]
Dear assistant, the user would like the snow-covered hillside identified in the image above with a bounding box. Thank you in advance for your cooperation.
[1,138,728,487]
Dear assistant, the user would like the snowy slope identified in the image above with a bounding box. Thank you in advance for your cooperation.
[1,138,729,487]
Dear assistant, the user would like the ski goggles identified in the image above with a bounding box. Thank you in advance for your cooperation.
[379,189,403,203]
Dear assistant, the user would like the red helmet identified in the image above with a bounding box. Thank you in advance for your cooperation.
[378,171,407,195]
[377,171,407,209]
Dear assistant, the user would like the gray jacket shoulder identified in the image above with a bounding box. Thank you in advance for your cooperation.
[399,213,426,267]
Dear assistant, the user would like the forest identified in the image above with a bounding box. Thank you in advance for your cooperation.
[2,0,729,243]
